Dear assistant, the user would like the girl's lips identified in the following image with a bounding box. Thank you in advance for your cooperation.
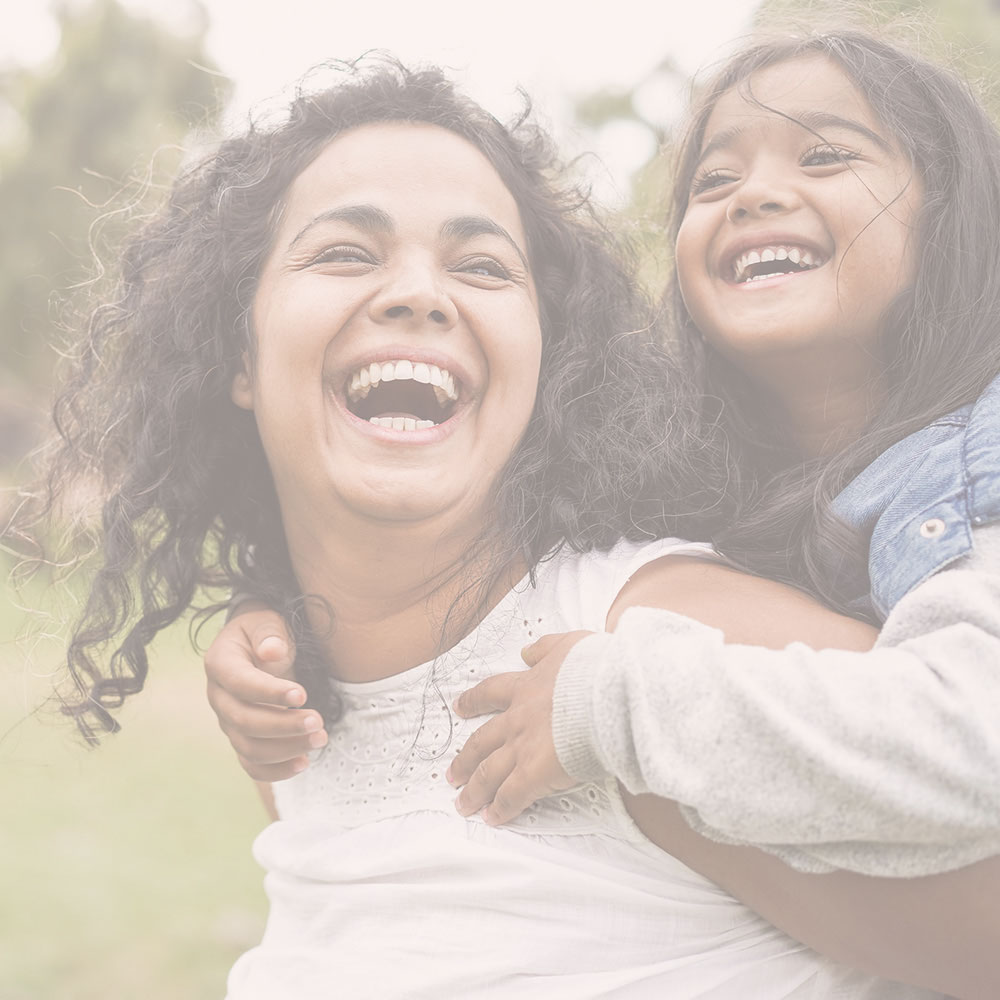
[717,234,831,284]
[727,263,826,290]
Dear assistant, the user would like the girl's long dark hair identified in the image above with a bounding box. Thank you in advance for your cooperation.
[22,58,729,741]
[667,30,1000,610]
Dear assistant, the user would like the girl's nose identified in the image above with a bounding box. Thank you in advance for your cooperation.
[368,260,457,329]
[726,198,789,222]
[725,169,802,222]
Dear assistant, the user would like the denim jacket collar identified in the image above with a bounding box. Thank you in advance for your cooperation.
[832,375,1000,619]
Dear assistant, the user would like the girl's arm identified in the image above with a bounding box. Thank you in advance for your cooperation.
[453,525,1000,875]
[556,524,1000,877]
[204,604,327,784]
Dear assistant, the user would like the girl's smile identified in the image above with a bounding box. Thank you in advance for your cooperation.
[676,55,923,380]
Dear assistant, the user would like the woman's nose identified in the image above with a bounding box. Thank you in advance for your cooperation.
[369,260,457,329]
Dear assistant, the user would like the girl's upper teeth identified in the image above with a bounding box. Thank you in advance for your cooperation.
[732,245,821,282]
[347,360,459,404]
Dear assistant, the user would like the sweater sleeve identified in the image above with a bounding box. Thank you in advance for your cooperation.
[552,524,1000,877]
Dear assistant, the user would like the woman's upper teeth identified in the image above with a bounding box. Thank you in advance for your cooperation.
[347,360,458,404]
[732,245,822,282]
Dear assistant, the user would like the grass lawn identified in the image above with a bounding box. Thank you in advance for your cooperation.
[0,568,269,1000]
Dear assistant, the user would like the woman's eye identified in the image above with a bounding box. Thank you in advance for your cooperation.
[310,245,374,266]
[690,168,738,195]
[801,145,860,168]
[456,256,511,280]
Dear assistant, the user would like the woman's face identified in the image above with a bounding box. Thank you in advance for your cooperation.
[233,122,541,533]
[675,55,922,381]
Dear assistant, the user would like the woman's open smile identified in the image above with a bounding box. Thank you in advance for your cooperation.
[328,345,471,441]
[232,122,542,529]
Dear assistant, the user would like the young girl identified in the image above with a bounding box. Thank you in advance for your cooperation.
[27,58,944,998]
[205,32,1000,996]
[448,27,1000,876]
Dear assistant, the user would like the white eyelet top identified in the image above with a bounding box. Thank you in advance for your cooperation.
[226,539,942,1000]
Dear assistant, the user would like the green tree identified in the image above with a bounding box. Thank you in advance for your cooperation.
[0,0,229,461]
[753,0,1000,121]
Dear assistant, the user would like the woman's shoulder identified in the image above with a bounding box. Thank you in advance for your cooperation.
[521,537,718,633]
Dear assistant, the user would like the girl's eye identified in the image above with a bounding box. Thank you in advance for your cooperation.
[690,168,738,195]
[310,245,375,266]
[801,144,861,168]
[455,256,511,281]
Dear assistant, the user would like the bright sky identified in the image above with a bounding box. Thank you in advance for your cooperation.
[3,0,762,203]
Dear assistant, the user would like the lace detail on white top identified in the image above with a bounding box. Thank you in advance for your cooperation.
[273,555,638,837]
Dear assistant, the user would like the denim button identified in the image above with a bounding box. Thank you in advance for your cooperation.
[919,517,946,539]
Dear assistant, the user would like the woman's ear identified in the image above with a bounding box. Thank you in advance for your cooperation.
[231,354,254,410]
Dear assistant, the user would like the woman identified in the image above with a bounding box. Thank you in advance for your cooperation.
[22,58,945,997]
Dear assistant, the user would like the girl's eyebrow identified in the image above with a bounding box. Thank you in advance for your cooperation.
[697,109,893,166]
[288,204,393,251]
[441,215,530,271]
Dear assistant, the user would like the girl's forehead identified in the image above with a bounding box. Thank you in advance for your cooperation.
[702,55,882,146]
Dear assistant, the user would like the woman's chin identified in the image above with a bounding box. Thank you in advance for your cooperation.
[327,476,489,532]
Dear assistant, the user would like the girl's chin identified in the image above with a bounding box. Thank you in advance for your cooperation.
[706,327,846,364]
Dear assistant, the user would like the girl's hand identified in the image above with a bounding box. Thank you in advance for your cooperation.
[205,602,328,781]
[447,630,591,824]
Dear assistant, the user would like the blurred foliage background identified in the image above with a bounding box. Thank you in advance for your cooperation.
[2,0,1000,996]
[0,3,267,999]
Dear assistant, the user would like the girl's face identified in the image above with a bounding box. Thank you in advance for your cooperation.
[675,55,922,380]
[233,122,541,533]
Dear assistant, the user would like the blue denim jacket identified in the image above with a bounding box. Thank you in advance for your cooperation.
[832,374,1000,620]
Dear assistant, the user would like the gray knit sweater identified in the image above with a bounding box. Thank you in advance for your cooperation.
[553,525,1000,876]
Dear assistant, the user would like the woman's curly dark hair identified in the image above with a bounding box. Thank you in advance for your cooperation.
[666,29,1000,612]
[25,57,728,742]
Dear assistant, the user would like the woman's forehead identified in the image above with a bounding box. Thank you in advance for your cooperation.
[277,122,528,246]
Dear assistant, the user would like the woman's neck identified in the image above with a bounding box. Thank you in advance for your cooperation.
[283,512,521,682]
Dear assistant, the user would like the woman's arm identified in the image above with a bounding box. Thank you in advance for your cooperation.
[623,793,1000,1000]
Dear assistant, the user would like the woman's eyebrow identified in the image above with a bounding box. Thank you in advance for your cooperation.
[441,215,530,271]
[287,204,394,251]
[697,109,893,165]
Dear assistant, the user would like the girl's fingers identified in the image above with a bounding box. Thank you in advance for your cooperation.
[447,715,506,789]
[520,633,563,666]
[230,729,326,766]
[208,683,325,741]
[206,631,306,707]
[482,774,536,827]
[238,755,311,783]
[453,745,516,818]
[250,619,296,672]
[453,672,519,718]
[521,630,591,667]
